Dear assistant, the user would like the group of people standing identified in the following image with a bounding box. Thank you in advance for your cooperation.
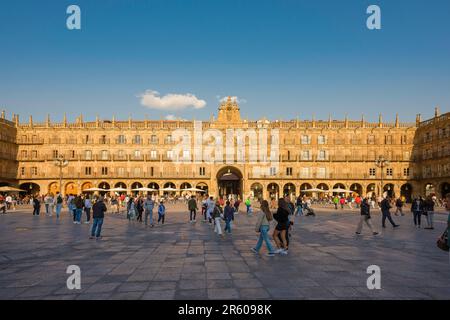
[125,194,166,226]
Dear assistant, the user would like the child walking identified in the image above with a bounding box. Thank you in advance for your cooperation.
[158,201,166,225]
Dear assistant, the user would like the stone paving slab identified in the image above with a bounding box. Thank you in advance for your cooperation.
[0,205,449,300]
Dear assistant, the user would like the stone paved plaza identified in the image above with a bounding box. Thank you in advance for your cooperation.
[0,204,449,300]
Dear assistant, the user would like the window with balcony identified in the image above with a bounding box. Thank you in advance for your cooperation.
[301,167,310,178]
[317,167,326,178]
[318,135,326,144]
[401,135,407,144]
[117,135,126,144]
[85,150,92,160]
[150,135,158,144]
[385,135,393,144]
[301,150,311,160]
[301,135,310,144]
[317,150,327,160]
[133,135,141,144]
[100,150,109,160]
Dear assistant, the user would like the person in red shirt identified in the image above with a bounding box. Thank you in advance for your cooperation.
[339,196,345,209]
[355,196,362,208]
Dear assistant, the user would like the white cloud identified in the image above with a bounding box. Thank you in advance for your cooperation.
[217,95,247,104]
[139,90,206,111]
[165,114,177,120]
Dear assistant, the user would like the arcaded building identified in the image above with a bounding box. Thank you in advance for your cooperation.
[0,98,449,201]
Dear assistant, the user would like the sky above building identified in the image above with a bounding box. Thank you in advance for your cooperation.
[0,0,449,123]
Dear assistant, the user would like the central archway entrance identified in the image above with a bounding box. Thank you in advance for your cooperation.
[217,166,243,199]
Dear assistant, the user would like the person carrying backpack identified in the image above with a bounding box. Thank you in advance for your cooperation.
[55,192,63,219]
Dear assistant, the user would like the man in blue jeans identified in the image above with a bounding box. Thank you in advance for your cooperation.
[90,196,107,240]
[55,192,63,219]
[73,195,84,224]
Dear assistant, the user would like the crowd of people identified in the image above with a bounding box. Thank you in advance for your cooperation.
[2,190,449,255]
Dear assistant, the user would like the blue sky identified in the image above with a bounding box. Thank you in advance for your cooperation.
[0,0,449,123]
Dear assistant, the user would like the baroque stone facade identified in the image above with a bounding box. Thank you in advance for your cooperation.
[0,98,449,201]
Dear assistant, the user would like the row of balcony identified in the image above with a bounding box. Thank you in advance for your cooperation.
[16,137,175,145]
[248,173,412,180]
[16,136,417,146]
[18,171,414,181]
[17,154,415,163]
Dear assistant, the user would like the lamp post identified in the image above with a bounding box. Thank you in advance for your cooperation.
[375,156,390,197]
[53,155,69,196]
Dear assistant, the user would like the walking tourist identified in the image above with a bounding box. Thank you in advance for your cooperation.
[0,196,5,214]
[67,194,76,221]
[127,197,136,220]
[5,195,12,210]
[111,197,119,214]
[206,196,215,223]
[295,196,303,216]
[32,195,40,215]
[73,195,83,224]
[136,197,144,222]
[251,200,276,256]
[212,200,224,237]
[144,194,155,227]
[55,192,63,219]
[84,195,92,224]
[381,196,399,228]
[355,198,378,235]
[272,198,289,255]
[223,200,234,234]
[333,196,339,209]
[201,196,208,221]
[90,196,107,240]
[188,195,197,223]
[411,196,423,228]
[245,197,251,214]
[339,196,345,209]
[233,198,240,214]
[44,193,51,215]
[157,201,166,225]
[423,195,435,230]
[394,197,405,216]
